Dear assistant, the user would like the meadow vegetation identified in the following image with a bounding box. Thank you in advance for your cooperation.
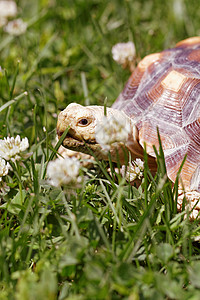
[1,0,200,299]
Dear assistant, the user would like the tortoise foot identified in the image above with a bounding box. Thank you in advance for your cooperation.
[177,190,200,219]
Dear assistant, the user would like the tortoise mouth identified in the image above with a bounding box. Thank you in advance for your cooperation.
[57,129,97,145]
[57,129,101,156]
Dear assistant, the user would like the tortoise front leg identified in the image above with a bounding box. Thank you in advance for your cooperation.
[177,190,200,219]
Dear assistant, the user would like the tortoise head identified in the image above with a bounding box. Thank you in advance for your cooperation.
[57,103,142,162]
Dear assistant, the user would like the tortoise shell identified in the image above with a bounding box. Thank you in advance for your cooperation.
[112,37,200,192]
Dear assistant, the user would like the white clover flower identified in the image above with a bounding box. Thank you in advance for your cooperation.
[95,115,131,151]
[0,1,17,18]
[0,135,29,162]
[122,158,144,181]
[112,41,136,67]
[4,18,27,35]
[47,156,82,187]
[0,157,9,181]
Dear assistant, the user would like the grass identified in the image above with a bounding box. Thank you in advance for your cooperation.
[0,0,200,299]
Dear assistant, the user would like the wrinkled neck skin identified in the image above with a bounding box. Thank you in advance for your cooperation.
[57,103,157,172]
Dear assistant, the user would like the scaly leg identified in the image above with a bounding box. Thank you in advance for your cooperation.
[58,145,93,167]
[177,190,200,219]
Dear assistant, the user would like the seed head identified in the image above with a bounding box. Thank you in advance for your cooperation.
[112,41,136,69]
[4,18,27,35]
[0,1,17,18]
[95,115,131,151]
[47,157,82,187]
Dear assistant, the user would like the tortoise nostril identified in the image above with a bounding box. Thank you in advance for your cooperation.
[57,129,64,137]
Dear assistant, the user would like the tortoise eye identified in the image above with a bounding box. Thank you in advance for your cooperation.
[78,118,89,126]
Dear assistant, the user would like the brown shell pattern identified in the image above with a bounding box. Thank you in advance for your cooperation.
[112,37,200,191]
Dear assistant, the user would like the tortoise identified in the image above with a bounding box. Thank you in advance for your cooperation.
[57,36,200,217]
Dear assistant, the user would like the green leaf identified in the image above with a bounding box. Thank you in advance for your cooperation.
[0,190,26,214]
[188,262,200,288]
[156,243,173,264]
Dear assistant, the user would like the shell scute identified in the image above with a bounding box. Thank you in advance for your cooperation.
[121,68,144,100]
[184,120,200,147]
[175,36,200,48]
[174,49,200,76]
[182,82,200,126]
[188,49,200,63]
[137,53,162,71]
